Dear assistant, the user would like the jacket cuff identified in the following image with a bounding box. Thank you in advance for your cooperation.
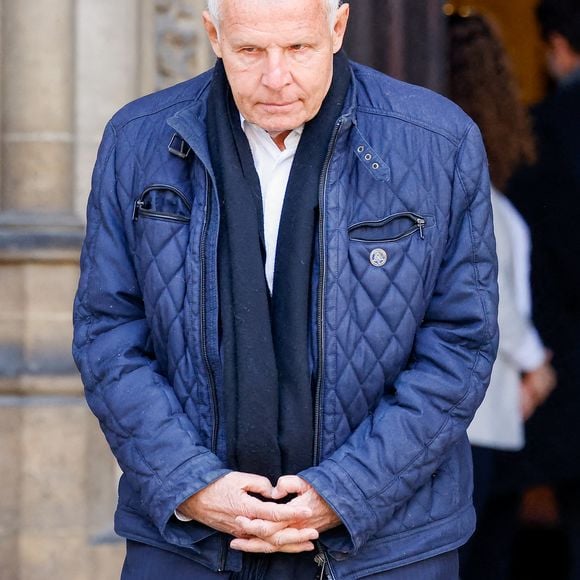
[300,459,378,555]
[148,451,231,546]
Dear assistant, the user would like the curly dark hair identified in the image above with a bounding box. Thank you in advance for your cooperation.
[536,0,580,53]
[447,12,536,191]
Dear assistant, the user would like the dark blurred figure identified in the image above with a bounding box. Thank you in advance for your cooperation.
[447,10,557,580]
[505,1,580,578]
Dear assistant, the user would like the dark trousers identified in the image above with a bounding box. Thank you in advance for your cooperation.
[121,540,459,579]
[460,446,521,580]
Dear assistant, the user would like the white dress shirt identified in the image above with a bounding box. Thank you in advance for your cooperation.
[241,117,304,293]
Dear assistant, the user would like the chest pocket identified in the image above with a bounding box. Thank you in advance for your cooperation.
[348,212,430,243]
[132,184,192,224]
[131,184,193,337]
[346,211,436,296]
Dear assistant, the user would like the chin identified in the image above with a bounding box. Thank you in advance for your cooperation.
[251,110,309,133]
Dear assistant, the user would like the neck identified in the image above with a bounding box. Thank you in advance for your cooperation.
[268,130,291,151]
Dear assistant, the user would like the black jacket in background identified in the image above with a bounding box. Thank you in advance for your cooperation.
[507,73,580,483]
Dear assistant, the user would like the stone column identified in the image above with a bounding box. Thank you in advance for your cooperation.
[74,0,145,218]
[0,0,146,577]
[155,0,214,90]
[1,0,75,220]
[0,0,79,388]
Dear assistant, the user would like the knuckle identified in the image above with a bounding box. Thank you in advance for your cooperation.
[269,510,282,523]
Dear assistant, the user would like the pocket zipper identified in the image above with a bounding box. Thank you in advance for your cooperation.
[348,212,427,243]
[132,184,192,223]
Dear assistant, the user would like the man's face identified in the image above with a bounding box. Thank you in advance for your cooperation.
[203,0,349,135]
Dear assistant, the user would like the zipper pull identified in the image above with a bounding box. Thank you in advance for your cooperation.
[315,551,328,579]
[132,199,144,221]
[416,217,426,239]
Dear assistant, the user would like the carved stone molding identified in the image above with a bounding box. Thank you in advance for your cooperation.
[155,0,213,89]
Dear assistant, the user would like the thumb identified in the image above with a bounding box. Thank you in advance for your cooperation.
[272,475,310,499]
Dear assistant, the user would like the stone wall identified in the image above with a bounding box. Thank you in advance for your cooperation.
[0,1,212,578]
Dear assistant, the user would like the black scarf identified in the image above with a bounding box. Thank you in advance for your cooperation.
[208,52,351,483]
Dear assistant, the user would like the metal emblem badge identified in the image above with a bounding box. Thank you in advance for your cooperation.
[369,248,388,267]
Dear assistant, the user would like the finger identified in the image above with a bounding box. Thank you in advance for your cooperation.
[240,473,275,499]
[245,497,312,522]
[272,475,310,499]
[235,516,288,538]
[230,537,316,554]
[267,527,319,547]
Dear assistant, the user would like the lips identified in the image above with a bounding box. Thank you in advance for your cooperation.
[259,101,297,109]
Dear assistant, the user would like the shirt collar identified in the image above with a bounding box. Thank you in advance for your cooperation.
[240,114,304,148]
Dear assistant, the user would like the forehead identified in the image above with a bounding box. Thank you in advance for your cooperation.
[220,0,329,42]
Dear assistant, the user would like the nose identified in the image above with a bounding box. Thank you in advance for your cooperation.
[261,50,292,90]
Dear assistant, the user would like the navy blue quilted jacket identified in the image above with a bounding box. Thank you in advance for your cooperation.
[73,62,498,578]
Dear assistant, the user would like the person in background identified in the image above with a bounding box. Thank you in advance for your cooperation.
[506,0,580,577]
[447,10,556,579]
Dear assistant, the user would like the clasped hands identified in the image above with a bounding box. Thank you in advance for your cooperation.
[178,472,340,553]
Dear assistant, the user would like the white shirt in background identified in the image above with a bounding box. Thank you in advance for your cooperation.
[467,187,545,451]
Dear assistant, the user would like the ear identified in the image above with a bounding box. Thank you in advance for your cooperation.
[332,3,350,53]
[202,10,223,58]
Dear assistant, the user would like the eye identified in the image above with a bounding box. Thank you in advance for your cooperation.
[240,46,259,54]
[290,44,307,51]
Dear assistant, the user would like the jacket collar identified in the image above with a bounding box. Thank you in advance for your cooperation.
[166,59,359,176]
[166,75,215,179]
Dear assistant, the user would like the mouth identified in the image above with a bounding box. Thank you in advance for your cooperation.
[259,101,298,109]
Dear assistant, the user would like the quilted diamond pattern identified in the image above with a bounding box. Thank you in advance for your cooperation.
[74,63,498,573]
[301,91,498,563]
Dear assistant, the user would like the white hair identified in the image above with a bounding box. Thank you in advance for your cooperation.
[207,0,341,29]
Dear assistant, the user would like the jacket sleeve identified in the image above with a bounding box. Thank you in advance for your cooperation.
[72,122,230,547]
[300,123,499,554]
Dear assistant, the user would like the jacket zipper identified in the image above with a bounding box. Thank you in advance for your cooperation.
[199,170,219,455]
[315,547,337,579]
[199,170,228,573]
[313,119,343,580]
[313,117,343,466]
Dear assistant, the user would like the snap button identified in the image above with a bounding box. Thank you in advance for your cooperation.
[372,162,380,170]
[357,145,365,153]
[369,248,388,267]
[364,153,372,161]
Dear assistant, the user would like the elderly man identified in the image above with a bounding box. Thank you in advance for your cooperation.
[73,0,498,578]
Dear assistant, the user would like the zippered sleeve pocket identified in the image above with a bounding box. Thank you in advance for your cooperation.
[348,212,432,243]
[133,184,192,224]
